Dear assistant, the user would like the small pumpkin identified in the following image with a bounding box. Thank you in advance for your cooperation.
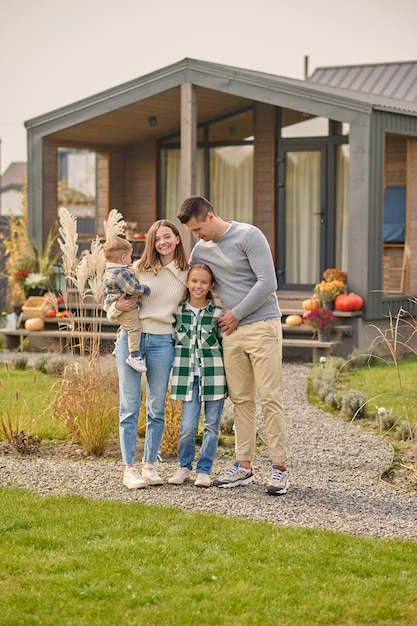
[285,314,303,326]
[334,293,363,312]
[302,298,321,311]
[24,317,45,332]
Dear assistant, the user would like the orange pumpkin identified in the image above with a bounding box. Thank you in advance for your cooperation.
[24,317,45,332]
[302,298,321,311]
[334,293,363,312]
[285,314,303,326]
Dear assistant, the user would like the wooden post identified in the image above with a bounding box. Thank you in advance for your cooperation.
[180,83,197,255]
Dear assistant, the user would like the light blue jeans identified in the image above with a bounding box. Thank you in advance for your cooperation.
[115,329,174,465]
[178,377,224,475]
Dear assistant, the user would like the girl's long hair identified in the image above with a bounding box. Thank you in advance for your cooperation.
[136,219,188,274]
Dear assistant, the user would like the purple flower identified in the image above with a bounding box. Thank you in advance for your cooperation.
[303,308,337,330]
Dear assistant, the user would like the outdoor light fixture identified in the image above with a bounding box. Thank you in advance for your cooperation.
[148,116,157,126]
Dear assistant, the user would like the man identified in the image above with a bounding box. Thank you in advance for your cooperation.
[177,196,289,495]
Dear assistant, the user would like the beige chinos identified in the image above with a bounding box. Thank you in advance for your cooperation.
[221,317,286,465]
[118,308,142,354]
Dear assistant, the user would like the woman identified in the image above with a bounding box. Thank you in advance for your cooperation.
[107,220,188,489]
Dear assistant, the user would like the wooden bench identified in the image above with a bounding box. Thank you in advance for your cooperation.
[282,338,340,362]
[281,323,352,361]
[0,327,117,352]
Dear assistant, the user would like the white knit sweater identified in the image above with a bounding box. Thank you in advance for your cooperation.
[106,261,187,335]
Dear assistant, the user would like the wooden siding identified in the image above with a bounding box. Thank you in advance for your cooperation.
[407,138,417,294]
[254,103,276,258]
[383,134,407,293]
[109,148,126,216]
[124,141,157,231]
[96,151,109,236]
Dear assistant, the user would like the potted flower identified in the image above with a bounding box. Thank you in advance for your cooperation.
[303,307,337,342]
[323,268,348,285]
[123,221,138,240]
[313,279,346,308]
[24,272,49,295]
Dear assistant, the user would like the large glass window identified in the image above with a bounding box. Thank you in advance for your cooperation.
[160,110,254,223]
[58,148,97,245]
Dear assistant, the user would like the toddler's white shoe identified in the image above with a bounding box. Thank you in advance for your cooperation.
[126,355,147,372]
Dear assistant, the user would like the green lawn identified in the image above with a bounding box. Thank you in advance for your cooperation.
[0,367,66,439]
[1,487,417,626]
[347,356,417,422]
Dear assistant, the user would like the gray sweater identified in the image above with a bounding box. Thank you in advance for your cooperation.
[189,221,281,326]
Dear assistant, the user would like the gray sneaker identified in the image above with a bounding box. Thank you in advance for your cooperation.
[213,462,255,488]
[265,466,290,496]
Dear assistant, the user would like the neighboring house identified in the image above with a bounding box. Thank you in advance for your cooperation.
[0,162,26,216]
[0,163,27,310]
[24,58,417,353]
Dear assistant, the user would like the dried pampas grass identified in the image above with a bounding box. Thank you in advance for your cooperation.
[104,208,125,241]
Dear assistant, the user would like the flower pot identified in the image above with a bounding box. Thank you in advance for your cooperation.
[322,300,334,311]
[318,329,331,342]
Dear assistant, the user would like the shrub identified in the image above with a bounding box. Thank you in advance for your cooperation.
[44,357,67,377]
[341,389,368,419]
[52,363,119,456]
[11,355,28,370]
[397,422,417,441]
[159,396,182,457]
[0,387,42,454]
[33,354,49,373]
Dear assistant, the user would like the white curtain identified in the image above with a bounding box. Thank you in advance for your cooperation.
[210,145,253,222]
[162,145,253,224]
[285,151,321,283]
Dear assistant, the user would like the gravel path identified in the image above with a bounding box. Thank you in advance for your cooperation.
[1,361,416,541]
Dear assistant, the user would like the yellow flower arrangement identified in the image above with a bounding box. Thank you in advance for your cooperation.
[313,279,346,302]
[323,268,348,284]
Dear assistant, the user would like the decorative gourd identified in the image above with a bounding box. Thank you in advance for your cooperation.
[334,293,363,312]
[24,317,45,332]
[285,314,303,326]
[302,298,321,311]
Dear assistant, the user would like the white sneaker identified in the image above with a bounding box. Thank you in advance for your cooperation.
[168,467,191,485]
[194,473,211,488]
[123,467,148,489]
[126,355,147,372]
[142,463,164,485]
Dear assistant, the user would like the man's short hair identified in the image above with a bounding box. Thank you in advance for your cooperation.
[177,196,215,224]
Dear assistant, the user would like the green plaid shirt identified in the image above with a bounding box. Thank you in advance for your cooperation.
[170,300,227,401]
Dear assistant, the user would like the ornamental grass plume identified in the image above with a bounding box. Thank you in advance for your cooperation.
[303,307,337,331]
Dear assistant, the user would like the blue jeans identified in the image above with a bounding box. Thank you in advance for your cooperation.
[178,377,224,475]
[116,329,174,465]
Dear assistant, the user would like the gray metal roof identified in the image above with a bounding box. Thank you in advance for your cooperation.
[309,61,417,103]
[24,58,417,138]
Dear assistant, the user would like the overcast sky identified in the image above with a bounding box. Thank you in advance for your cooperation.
[1,0,416,173]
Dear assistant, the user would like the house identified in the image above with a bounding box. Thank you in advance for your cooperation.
[23,58,417,355]
[0,162,26,216]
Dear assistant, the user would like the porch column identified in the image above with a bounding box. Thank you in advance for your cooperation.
[180,82,197,255]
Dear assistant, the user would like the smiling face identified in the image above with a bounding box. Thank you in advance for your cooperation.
[186,266,213,304]
[154,224,180,265]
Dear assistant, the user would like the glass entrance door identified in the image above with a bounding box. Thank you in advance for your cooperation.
[277,147,326,288]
